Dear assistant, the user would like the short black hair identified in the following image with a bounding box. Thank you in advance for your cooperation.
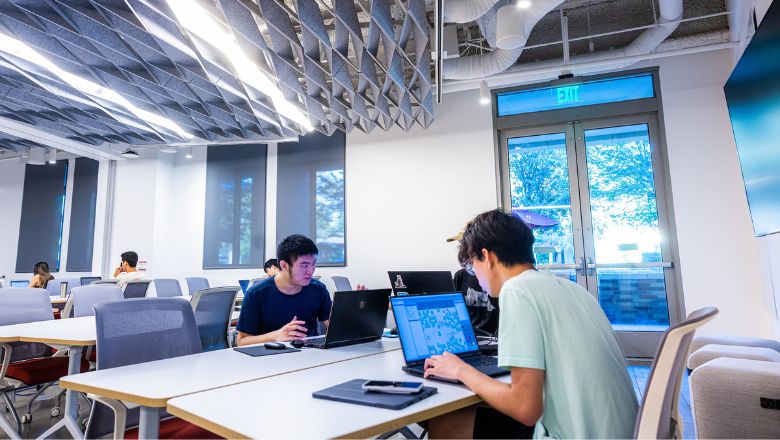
[457,209,535,266]
[277,234,318,266]
[121,251,139,268]
[263,259,280,271]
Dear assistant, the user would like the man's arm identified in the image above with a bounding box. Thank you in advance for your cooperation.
[236,317,308,346]
[424,353,544,426]
[112,266,122,278]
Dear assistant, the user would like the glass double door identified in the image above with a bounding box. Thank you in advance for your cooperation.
[500,114,680,358]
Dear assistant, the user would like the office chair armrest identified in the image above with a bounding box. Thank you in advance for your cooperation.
[691,358,780,439]
[687,344,780,371]
[87,395,128,440]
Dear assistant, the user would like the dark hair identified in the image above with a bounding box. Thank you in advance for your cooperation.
[263,259,280,271]
[457,209,535,267]
[277,234,318,266]
[33,261,50,277]
[121,251,139,268]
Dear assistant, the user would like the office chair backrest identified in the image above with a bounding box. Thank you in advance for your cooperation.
[634,307,719,439]
[122,281,151,299]
[0,288,53,362]
[154,278,183,297]
[331,276,352,292]
[92,280,118,285]
[88,298,203,438]
[71,286,124,318]
[190,287,240,351]
[185,277,210,295]
[46,278,81,297]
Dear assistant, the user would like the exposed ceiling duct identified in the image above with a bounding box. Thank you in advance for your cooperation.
[443,0,500,23]
[442,0,565,80]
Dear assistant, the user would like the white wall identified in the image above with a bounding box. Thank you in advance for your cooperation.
[647,49,773,337]
[0,160,25,279]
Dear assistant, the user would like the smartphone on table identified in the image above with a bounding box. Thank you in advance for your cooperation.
[361,380,423,394]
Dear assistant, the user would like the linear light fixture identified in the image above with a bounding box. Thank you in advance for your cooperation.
[0,31,194,140]
[165,0,314,132]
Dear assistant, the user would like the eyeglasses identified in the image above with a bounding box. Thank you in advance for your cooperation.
[463,260,476,276]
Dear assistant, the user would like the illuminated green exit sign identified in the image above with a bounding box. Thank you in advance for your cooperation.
[556,85,580,104]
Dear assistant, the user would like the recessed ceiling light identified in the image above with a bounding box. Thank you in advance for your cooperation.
[165,1,314,132]
[0,31,194,140]
[517,0,532,9]
[159,147,177,154]
[121,149,140,159]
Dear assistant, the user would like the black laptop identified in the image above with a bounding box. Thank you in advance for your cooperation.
[391,293,509,383]
[387,271,455,296]
[304,288,391,349]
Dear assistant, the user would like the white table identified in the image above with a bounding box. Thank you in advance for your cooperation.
[60,338,401,438]
[49,296,68,306]
[167,349,509,439]
[0,317,96,439]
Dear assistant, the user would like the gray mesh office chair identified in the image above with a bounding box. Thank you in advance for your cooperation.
[0,288,88,431]
[331,276,352,292]
[634,307,719,439]
[46,278,81,297]
[185,277,210,295]
[122,281,151,299]
[85,298,210,439]
[71,286,124,318]
[190,287,240,351]
[154,279,183,298]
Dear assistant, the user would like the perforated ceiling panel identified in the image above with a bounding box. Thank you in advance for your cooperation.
[0,0,433,152]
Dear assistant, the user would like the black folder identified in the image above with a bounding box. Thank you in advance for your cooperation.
[312,379,437,410]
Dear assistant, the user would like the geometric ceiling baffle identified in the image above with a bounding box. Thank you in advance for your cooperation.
[0,0,433,161]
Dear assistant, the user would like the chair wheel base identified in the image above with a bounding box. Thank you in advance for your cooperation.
[50,407,61,417]
[21,413,31,424]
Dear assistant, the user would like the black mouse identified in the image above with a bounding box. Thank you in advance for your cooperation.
[290,339,304,348]
[264,342,286,350]
[389,327,399,335]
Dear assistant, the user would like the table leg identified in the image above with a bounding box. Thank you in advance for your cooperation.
[139,406,161,439]
[37,346,83,439]
[0,391,20,440]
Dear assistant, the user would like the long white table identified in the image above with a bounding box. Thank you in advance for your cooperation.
[60,338,401,438]
[0,317,96,440]
[167,349,509,439]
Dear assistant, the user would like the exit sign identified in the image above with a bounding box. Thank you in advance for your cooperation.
[556,85,580,104]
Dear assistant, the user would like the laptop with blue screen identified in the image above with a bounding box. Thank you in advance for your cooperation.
[391,293,508,383]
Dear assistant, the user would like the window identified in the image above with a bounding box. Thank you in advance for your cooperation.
[277,132,346,266]
[66,158,99,272]
[203,144,267,268]
[496,73,655,117]
[16,161,68,272]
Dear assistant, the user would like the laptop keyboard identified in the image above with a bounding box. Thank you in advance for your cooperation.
[305,336,326,345]
[464,355,498,367]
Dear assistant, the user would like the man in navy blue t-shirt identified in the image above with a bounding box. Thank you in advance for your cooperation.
[236,234,332,346]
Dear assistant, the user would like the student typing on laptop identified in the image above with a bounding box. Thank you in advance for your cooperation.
[423,210,638,439]
[236,234,332,346]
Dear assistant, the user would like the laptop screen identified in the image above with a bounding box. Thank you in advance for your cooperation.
[391,293,480,363]
[10,280,28,288]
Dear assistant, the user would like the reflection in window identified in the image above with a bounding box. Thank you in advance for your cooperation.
[204,145,267,268]
[315,170,345,265]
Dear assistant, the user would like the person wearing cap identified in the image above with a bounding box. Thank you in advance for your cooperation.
[426,209,637,439]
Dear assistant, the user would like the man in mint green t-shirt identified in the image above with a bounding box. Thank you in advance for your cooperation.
[425,209,638,439]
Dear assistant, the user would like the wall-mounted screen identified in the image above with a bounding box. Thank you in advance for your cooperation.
[725,1,780,236]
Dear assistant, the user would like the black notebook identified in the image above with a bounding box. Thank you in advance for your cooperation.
[312,379,437,410]
[234,346,300,357]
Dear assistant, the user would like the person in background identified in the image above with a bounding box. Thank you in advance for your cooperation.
[29,261,54,289]
[112,251,148,288]
[263,259,281,277]
[425,209,637,439]
[236,234,332,346]
[448,230,499,335]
